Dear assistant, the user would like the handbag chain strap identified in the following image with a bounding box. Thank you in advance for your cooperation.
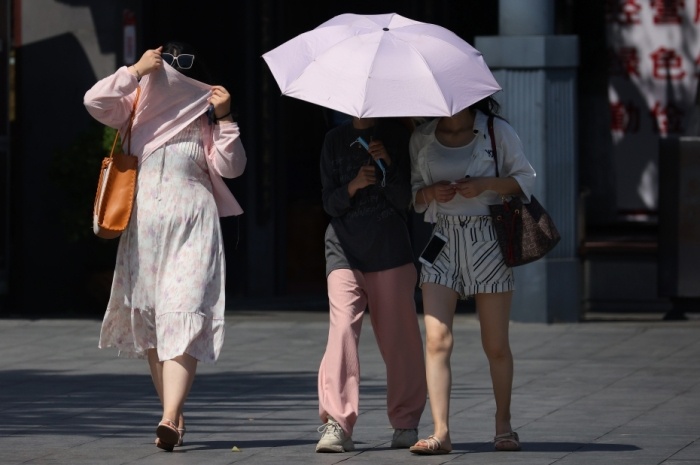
[487,114,518,261]
[487,114,499,178]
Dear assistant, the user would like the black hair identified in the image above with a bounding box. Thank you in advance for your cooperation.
[470,95,501,117]
[162,41,213,84]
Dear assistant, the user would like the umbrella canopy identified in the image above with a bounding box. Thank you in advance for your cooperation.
[262,12,501,118]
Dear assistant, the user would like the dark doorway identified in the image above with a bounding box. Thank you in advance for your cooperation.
[0,0,10,312]
[141,1,498,299]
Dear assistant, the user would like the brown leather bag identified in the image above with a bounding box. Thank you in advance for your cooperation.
[486,115,561,266]
[92,89,140,239]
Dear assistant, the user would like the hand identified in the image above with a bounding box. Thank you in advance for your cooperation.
[453,176,488,198]
[348,165,377,197]
[132,46,163,78]
[209,85,232,120]
[431,181,457,203]
[367,139,391,167]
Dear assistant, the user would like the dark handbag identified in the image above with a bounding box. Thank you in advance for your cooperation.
[92,88,140,239]
[487,115,560,267]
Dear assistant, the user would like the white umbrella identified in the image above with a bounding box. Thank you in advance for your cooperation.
[262,12,501,118]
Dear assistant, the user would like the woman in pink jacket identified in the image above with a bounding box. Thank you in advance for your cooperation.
[84,42,246,451]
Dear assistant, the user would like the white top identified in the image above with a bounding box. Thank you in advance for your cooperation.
[410,110,537,222]
[424,137,486,216]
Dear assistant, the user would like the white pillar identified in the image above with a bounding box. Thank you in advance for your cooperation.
[476,0,581,322]
[499,0,554,35]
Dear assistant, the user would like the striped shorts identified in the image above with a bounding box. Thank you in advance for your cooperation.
[419,215,514,299]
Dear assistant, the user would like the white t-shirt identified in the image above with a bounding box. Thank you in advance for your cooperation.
[410,111,537,223]
[425,137,491,216]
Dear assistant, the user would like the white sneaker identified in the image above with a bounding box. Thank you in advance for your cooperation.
[391,428,418,448]
[315,417,355,453]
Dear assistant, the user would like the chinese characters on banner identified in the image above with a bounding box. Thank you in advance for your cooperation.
[607,0,700,216]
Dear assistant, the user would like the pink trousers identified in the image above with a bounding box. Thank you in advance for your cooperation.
[318,263,427,436]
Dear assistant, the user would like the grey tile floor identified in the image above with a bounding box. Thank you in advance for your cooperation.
[0,310,698,464]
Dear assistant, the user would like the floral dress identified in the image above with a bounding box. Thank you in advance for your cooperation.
[99,116,225,363]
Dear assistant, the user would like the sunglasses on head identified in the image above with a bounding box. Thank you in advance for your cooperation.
[162,53,195,70]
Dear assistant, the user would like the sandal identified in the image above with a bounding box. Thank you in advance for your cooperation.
[177,426,186,447]
[155,419,180,452]
[154,422,186,448]
[409,435,451,455]
[494,431,521,451]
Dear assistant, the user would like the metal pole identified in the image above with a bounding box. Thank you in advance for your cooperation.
[0,0,10,304]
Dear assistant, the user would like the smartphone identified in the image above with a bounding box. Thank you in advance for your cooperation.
[419,231,448,267]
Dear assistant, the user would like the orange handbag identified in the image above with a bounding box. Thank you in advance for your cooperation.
[92,88,140,239]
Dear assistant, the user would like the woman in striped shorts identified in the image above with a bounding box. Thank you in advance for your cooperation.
[408,97,536,455]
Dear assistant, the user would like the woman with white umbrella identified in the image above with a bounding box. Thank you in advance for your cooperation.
[262,13,509,452]
[409,97,535,454]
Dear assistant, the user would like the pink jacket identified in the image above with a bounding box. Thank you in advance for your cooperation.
[84,64,246,217]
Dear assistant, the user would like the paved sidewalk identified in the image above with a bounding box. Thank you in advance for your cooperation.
[0,310,699,465]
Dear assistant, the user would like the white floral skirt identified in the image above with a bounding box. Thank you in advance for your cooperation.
[99,119,225,363]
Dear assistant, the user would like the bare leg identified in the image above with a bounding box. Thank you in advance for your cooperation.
[148,349,188,430]
[419,283,459,450]
[147,349,164,404]
[161,353,198,426]
[474,291,514,436]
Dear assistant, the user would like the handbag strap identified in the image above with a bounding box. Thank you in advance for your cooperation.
[109,87,141,159]
[124,87,141,155]
[108,127,120,157]
[487,114,499,178]
[487,114,517,264]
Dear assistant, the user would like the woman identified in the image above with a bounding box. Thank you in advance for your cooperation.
[84,42,246,451]
[315,116,427,453]
[408,98,535,454]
